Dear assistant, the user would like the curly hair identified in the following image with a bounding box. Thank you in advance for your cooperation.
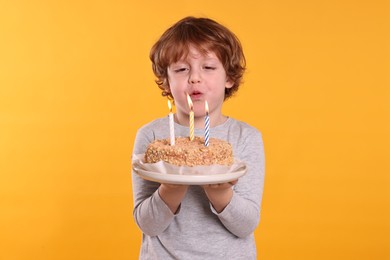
[149,16,246,100]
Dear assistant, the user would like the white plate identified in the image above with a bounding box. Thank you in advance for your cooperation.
[132,165,247,185]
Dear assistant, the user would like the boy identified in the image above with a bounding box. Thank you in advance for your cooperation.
[132,16,265,259]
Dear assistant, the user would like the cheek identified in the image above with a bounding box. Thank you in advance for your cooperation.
[169,88,185,105]
[168,77,187,95]
[167,76,181,90]
[169,84,181,96]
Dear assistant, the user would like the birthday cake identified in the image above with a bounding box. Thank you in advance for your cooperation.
[144,136,233,167]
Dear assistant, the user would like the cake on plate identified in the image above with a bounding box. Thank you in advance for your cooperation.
[144,136,233,167]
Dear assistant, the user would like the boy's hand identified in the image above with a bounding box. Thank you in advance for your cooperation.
[202,180,238,213]
[158,183,189,214]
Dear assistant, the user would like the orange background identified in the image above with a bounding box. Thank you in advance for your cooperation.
[1,1,389,259]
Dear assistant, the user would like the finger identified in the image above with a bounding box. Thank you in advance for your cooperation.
[229,179,238,185]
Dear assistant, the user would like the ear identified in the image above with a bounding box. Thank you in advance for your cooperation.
[225,79,234,89]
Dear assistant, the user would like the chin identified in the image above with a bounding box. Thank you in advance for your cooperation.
[193,107,207,117]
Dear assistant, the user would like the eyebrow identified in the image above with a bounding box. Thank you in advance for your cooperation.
[176,55,219,63]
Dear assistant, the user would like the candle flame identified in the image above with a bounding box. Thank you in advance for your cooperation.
[167,99,172,112]
[205,101,209,115]
[186,93,193,110]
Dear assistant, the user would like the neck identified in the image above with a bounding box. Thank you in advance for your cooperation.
[174,113,227,128]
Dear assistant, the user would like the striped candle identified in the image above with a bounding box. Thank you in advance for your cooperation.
[189,110,194,141]
[187,94,194,141]
[167,100,175,146]
[204,101,210,146]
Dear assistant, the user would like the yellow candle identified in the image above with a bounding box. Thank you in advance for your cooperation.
[187,94,194,141]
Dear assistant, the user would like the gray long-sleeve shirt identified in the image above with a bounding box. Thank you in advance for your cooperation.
[132,117,265,260]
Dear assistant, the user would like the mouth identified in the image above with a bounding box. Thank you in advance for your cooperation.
[189,90,203,100]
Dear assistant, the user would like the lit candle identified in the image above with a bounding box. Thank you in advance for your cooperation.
[204,101,210,147]
[187,94,194,141]
[167,100,175,146]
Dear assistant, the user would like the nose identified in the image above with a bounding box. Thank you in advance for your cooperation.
[188,69,201,84]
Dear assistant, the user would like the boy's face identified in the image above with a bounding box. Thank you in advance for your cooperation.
[167,46,233,122]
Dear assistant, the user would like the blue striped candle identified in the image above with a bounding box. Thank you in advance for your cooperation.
[204,101,210,147]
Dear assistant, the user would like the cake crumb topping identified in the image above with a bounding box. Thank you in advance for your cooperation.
[144,136,233,166]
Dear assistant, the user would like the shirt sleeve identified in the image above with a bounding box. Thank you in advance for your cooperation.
[131,127,176,236]
[212,128,265,238]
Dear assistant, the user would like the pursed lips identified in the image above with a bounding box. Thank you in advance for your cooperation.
[189,90,203,100]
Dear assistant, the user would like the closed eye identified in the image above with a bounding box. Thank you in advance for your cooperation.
[174,68,188,73]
